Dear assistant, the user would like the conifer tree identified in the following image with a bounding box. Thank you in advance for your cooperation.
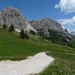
[20,29,29,39]
[3,23,7,29]
[9,25,14,32]
[20,29,25,39]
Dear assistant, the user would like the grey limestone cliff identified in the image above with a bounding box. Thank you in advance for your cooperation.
[29,18,70,36]
[0,6,72,38]
[0,6,36,32]
[30,18,64,32]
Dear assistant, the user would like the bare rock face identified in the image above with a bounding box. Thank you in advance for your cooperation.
[30,18,62,30]
[30,18,65,34]
[29,18,73,38]
[0,6,72,38]
[0,6,36,32]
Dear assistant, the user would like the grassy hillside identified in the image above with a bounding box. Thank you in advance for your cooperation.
[0,28,75,75]
[0,29,44,60]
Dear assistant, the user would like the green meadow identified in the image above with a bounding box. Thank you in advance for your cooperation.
[0,28,75,75]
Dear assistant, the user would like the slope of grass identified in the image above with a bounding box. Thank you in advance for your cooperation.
[0,29,43,60]
[0,28,75,60]
[39,59,75,75]
[0,28,75,75]
[70,40,75,48]
[38,40,75,75]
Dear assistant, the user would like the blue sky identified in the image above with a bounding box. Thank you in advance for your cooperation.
[0,0,75,32]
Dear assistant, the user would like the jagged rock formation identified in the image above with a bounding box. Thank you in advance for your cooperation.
[0,6,72,38]
[29,18,71,37]
[30,18,64,32]
[0,6,36,32]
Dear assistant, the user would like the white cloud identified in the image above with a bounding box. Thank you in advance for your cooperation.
[57,16,75,25]
[57,16,75,32]
[55,0,75,14]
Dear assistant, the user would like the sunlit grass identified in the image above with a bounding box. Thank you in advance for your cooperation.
[0,28,75,75]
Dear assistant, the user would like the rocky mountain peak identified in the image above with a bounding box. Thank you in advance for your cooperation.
[30,18,65,34]
[0,6,36,32]
[2,6,19,11]
[0,6,72,38]
[1,6,21,17]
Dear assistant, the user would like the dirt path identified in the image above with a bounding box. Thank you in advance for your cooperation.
[0,52,54,75]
